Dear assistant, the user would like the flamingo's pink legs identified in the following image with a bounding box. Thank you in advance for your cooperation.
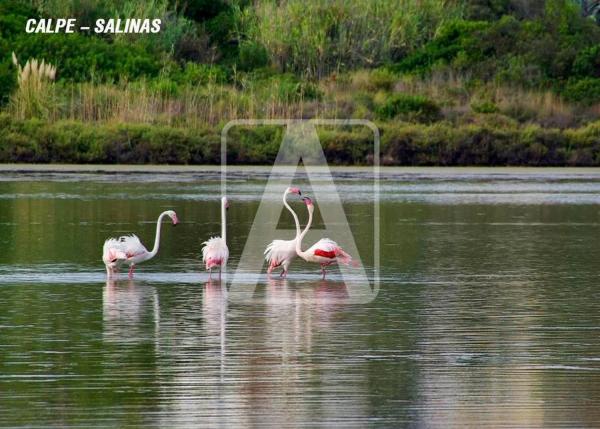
[321,265,327,280]
[128,265,135,279]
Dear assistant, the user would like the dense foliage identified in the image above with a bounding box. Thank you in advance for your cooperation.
[2,0,600,164]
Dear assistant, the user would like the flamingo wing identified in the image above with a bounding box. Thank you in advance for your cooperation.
[118,234,148,259]
[264,239,296,269]
[309,238,355,266]
[202,236,229,269]
[102,238,128,264]
[103,234,148,265]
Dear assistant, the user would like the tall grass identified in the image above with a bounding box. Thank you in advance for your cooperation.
[59,80,323,127]
[10,53,57,120]
[245,0,464,78]
[22,67,586,130]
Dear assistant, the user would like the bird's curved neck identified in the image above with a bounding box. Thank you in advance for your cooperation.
[283,191,301,238]
[221,199,227,243]
[296,205,314,259]
[149,212,167,258]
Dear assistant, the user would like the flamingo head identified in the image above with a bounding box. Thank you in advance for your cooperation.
[286,187,302,196]
[222,196,230,210]
[302,197,314,212]
[165,210,179,225]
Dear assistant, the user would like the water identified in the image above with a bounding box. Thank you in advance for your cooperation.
[1,166,600,427]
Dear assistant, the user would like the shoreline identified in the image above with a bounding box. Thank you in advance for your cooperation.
[2,163,600,175]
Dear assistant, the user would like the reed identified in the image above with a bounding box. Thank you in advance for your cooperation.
[10,52,57,120]
[58,80,330,127]
[246,0,464,78]
[21,67,587,130]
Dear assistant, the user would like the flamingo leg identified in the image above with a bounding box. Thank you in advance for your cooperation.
[208,268,212,280]
[321,265,327,280]
[219,267,222,280]
[128,265,135,279]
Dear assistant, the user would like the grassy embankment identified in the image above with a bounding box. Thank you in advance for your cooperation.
[2,0,600,165]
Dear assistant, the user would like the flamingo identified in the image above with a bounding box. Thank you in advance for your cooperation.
[102,210,179,278]
[202,197,230,279]
[295,197,357,279]
[264,187,305,277]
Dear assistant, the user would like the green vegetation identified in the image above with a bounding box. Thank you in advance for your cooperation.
[2,0,600,165]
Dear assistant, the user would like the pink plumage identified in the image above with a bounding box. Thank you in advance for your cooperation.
[263,187,305,277]
[202,237,229,271]
[296,198,359,279]
[102,210,179,278]
[201,197,229,279]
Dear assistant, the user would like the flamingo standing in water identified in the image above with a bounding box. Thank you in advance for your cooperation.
[202,197,229,279]
[264,187,305,277]
[295,197,357,279]
[102,210,179,278]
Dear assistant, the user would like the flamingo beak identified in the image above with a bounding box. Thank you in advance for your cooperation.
[173,215,179,225]
[288,187,302,196]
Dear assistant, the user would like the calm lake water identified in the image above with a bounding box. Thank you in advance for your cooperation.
[1,166,600,427]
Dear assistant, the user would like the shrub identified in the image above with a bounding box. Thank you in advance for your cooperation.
[12,34,162,82]
[376,93,441,122]
[0,57,16,106]
[391,20,490,74]
[572,45,600,78]
[471,100,499,114]
[181,63,227,86]
[253,74,322,103]
[318,128,374,165]
[563,78,600,104]
[238,41,270,72]
[369,69,397,91]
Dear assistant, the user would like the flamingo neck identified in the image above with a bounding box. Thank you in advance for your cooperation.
[221,199,227,244]
[149,212,167,258]
[283,191,301,238]
[296,205,314,259]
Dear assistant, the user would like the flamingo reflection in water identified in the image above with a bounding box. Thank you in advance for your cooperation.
[102,278,161,348]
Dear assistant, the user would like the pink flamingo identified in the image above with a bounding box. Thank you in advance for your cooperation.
[102,210,179,278]
[202,197,229,279]
[295,197,357,279]
[264,187,306,277]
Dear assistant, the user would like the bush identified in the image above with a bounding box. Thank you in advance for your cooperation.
[376,94,441,123]
[181,63,227,85]
[238,41,270,72]
[391,20,490,74]
[0,1,37,40]
[318,128,374,165]
[0,56,16,106]
[0,116,221,164]
[471,100,500,114]
[369,69,397,91]
[252,74,322,103]
[225,126,283,164]
[378,121,596,166]
[563,78,600,104]
[12,33,162,82]
[572,45,600,78]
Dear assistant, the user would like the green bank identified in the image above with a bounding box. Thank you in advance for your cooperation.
[2,0,600,165]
